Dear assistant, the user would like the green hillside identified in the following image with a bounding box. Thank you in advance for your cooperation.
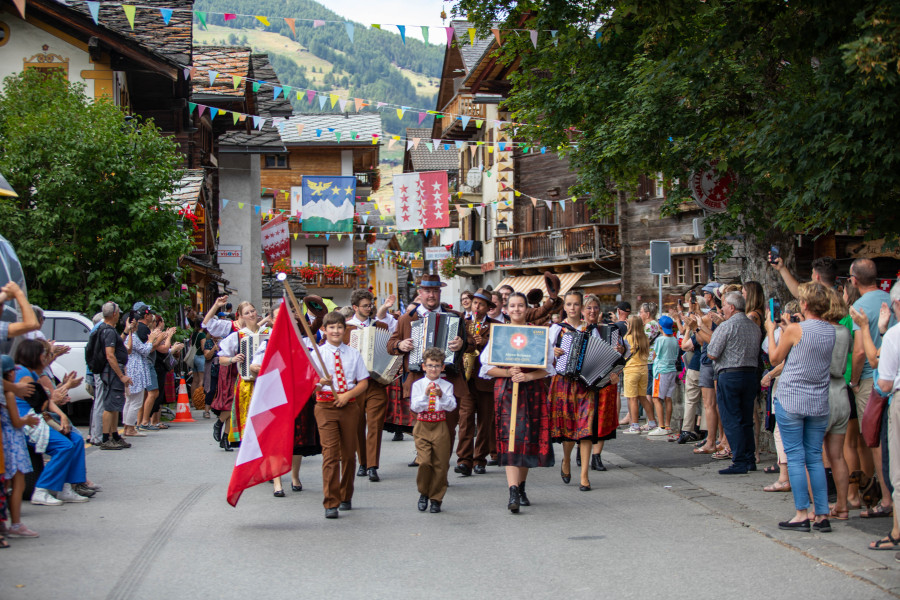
[192,0,444,137]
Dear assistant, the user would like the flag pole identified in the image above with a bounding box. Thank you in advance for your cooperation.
[508,381,519,452]
[283,284,327,373]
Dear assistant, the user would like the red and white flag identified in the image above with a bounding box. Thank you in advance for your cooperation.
[261,213,290,263]
[392,171,450,231]
[879,279,894,292]
[226,297,320,507]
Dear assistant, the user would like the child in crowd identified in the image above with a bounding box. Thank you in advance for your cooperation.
[623,316,653,434]
[649,315,679,436]
[1,355,42,540]
[410,347,457,514]
[314,311,369,519]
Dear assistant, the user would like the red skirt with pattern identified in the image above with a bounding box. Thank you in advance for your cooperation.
[383,380,415,433]
[548,375,599,442]
[211,363,238,412]
[494,377,555,468]
[595,383,619,441]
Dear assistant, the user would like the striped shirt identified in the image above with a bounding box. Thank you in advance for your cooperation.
[776,319,836,416]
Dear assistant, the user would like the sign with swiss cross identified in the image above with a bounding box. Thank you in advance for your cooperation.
[486,324,549,369]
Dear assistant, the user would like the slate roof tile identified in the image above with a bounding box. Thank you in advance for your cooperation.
[405,128,459,171]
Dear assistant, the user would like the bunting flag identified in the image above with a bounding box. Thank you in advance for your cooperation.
[121,4,136,29]
[393,171,450,231]
[159,7,172,25]
[285,18,296,36]
[345,22,354,42]
[397,25,406,44]
[87,1,100,24]
[256,15,270,27]
[421,26,429,45]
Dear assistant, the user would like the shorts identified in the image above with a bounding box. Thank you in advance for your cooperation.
[146,363,159,391]
[624,368,648,398]
[654,371,677,399]
[193,354,206,374]
[699,363,715,389]
[100,366,126,413]
[646,364,654,396]
[826,391,850,435]
[856,378,874,418]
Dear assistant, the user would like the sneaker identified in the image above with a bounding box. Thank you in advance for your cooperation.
[71,483,96,498]
[113,438,132,449]
[57,484,89,503]
[7,523,39,538]
[623,425,642,435]
[31,488,63,506]
[99,439,122,450]
[647,427,669,436]
[640,422,658,432]
[143,424,160,431]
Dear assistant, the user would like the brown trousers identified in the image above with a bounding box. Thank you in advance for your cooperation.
[315,401,360,509]
[456,385,496,467]
[414,419,451,501]
[356,381,389,469]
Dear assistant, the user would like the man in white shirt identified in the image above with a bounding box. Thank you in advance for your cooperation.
[347,290,396,482]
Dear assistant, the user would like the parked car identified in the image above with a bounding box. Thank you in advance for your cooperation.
[39,310,94,403]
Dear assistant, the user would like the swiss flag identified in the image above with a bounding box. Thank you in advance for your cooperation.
[261,213,290,263]
[879,279,893,292]
[226,297,320,507]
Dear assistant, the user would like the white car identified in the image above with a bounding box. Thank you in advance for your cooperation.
[39,311,94,403]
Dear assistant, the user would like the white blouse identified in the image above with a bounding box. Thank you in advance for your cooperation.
[478,327,553,380]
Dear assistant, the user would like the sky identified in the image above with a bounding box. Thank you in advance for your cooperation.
[321,0,452,44]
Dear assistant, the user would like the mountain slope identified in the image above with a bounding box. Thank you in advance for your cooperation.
[193,0,444,136]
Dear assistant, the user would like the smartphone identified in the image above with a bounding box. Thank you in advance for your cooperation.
[769,297,781,322]
[769,245,780,265]
[790,315,801,323]
[690,289,697,303]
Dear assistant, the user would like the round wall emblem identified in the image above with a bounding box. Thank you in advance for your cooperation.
[690,162,735,213]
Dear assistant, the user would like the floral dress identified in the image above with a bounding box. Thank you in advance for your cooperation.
[1,394,32,479]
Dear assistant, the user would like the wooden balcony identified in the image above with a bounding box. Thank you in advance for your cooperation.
[438,94,487,139]
[293,270,359,289]
[495,225,620,271]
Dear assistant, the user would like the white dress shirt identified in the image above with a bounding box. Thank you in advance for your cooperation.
[317,342,369,392]
[410,376,457,413]
[347,313,397,333]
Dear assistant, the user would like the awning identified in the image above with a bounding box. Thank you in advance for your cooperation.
[580,278,622,295]
[643,244,705,256]
[497,272,587,297]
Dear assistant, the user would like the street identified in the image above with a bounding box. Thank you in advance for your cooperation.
[2,411,899,600]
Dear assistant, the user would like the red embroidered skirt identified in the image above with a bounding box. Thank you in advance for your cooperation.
[494,377,554,468]
[383,381,415,433]
[548,375,599,442]
[595,383,619,441]
[211,363,238,412]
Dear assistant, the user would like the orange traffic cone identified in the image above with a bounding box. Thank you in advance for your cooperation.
[172,377,195,423]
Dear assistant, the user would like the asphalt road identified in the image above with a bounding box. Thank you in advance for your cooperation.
[2,412,898,599]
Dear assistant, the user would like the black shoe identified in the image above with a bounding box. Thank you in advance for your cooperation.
[430,500,442,513]
[219,436,233,452]
[368,467,380,482]
[417,494,428,511]
[487,459,499,466]
[579,484,592,491]
[454,463,472,477]
[473,464,486,475]
[561,466,571,485]
[591,454,607,472]
[392,431,404,441]
[325,508,339,519]
[778,519,810,532]
[518,481,530,506]
[408,458,418,467]
[357,465,367,477]
[339,501,352,511]
[676,431,693,445]
[273,490,285,498]
[291,483,302,492]
[576,454,581,467]
[718,465,749,475]
[748,462,757,472]
[813,519,832,533]
[213,419,223,442]
[507,485,520,514]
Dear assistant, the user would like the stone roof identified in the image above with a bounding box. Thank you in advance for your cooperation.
[405,128,459,172]
[218,53,289,151]
[162,169,204,210]
[56,0,192,66]
[451,20,495,75]
[250,54,293,118]
[278,114,381,145]
[191,46,252,97]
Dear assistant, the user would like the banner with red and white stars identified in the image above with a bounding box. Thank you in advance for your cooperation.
[392,171,450,231]
[261,213,290,263]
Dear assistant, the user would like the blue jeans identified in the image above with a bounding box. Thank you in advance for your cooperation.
[775,400,829,514]
[36,428,87,492]
[716,370,758,469]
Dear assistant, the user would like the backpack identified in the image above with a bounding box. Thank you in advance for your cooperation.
[85,324,110,374]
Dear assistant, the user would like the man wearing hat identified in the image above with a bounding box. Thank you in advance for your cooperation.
[388,275,470,457]
[455,289,505,475]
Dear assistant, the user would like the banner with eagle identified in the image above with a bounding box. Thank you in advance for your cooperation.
[300,176,356,232]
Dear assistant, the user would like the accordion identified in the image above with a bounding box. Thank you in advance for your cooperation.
[349,326,403,385]
[409,311,462,372]
[555,325,624,388]
[238,333,268,381]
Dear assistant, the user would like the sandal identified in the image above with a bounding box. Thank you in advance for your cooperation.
[711,450,733,460]
[763,481,791,492]
[693,447,716,454]
[764,464,780,474]
[860,504,893,519]
[827,507,850,520]
[0,535,9,549]
[869,534,900,551]
[156,423,170,429]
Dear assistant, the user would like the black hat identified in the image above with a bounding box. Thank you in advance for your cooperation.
[616,301,632,313]
[471,288,496,310]
[526,288,544,306]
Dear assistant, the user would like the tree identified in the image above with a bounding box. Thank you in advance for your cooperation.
[0,70,193,316]
[455,0,900,283]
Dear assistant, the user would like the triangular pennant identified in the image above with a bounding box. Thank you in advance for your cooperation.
[529,30,538,48]
[307,90,316,105]
[418,112,427,125]
[329,93,339,108]
[397,25,406,44]
[475,119,484,128]
[222,199,229,209]
[425,142,434,152]
[421,26,429,45]
[316,129,323,137]
[232,75,242,89]
[388,138,398,150]
[238,202,245,209]
[232,111,240,125]
[545,200,553,211]
[11,0,25,18]
[354,98,365,112]
[468,28,476,45]
[412,138,420,149]
[252,116,262,129]
[531,197,537,207]
[293,233,298,240]
[469,145,478,158]
[255,15,270,27]
[396,108,405,119]
[432,138,441,148]
[195,11,207,28]
[491,28,501,45]
[159,7,173,24]
[210,108,219,120]
[335,132,342,142]
[197,104,207,116]
[455,141,464,150]
[252,81,260,92]
[273,86,282,99]
[551,30,558,46]
[560,198,566,211]
[541,146,547,154]
[120,4,136,29]
[406,140,415,150]
[371,24,381,30]
[318,95,328,110]
[314,19,325,28]
[445,26,454,47]
[188,102,197,114]
[183,67,192,79]
[295,123,304,137]
[325,234,331,241]
[345,22,355,43]
[339,99,348,112]
[460,115,471,130]
[498,142,507,152]
[350,130,358,139]
[208,70,218,86]
[285,18,296,36]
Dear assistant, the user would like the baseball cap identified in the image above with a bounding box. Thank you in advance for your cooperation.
[616,301,632,313]
[701,282,720,295]
[1,354,15,374]
[658,315,675,335]
[132,301,154,317]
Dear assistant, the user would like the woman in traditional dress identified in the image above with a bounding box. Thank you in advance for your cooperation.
[583,294,621,476]
[480,292,554,513]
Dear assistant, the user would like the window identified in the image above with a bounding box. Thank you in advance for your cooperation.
[260,196,273,214]
[485,204,493,242]
[24,50,68,78]
[693,259,702,284]
[52,318,90,343]
[264,154,288,169]
[389,283,394,295]
[655,173,666,198]
[0,21,10,47]
[661,274,670,286]
[676,259,686,285]
[308,246,326,265]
